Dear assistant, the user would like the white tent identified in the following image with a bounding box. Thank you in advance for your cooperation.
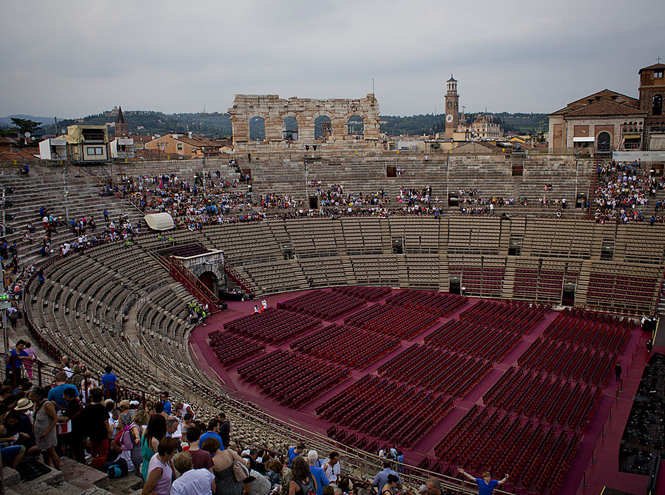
[144,213,175,231]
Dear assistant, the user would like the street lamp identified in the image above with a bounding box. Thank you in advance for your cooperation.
[63,165,70,222]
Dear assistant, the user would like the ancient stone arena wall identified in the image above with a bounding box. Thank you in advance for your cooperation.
[228,94,382,151]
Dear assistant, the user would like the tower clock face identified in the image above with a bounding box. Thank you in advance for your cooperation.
[446,114,454,123]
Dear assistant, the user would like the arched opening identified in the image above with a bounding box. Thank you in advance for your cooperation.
[347,116,364,138]
[597,132,611,153]
[249,116,265,141]
[653,95,663,116]
[315,115,332,140]
[282,117,298,141]
[199,270,219,293]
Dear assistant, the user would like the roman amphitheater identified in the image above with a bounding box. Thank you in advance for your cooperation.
[1,99,663,494]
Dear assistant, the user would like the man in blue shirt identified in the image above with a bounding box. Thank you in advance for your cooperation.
[373,460,401,491]
[199,420,223,448]
[288,443,304,467]
[458,468,509,495]
[100,365,118,402]
[47,371,79,410]
[160,392,172,416]
[307,450,329,495]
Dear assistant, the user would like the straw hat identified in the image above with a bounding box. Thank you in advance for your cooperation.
[15,398,34,411]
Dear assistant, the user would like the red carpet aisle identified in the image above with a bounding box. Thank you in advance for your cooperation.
[572,329,655,495]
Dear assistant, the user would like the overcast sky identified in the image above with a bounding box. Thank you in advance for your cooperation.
[1,0,663,119]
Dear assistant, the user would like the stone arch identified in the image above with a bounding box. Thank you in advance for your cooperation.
[282,116,298,141]
[199,271,218,292]
[653,94,663,116]
[315,115,332,140]
[187,262,224,295]
[249,116,265,141]
[597,131,611,152]
[347,115,365,138]
[188,262,224,284]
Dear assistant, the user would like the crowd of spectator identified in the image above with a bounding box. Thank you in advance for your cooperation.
[593,160,665,224]
[3,348,459,495]
[315,185,390,208]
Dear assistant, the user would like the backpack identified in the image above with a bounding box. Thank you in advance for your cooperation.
[102,457,128,479]
[295,478,316,495]
[111,425,133,453]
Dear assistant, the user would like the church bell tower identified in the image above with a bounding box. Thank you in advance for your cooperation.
[445,76,459,139]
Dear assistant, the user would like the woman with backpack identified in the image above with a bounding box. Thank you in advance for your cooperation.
[290,456,317,495]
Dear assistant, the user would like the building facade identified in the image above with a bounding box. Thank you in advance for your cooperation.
[548,62,665,153]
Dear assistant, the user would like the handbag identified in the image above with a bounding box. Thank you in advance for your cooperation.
[55,410,72,434]
[228,450,253,483]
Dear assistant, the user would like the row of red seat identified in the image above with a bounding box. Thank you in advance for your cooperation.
[290,323,399,369]
[518,337,617,386]
[385,290,468,317]
[277,290,366,321]
[459,300,549,334]
[377,344,492,398]
[331,286,392,301]
[224,307,322,344]
[424,319,522,362]
[326,427,379,454]
[317,374,453,448]
[207,330,266,366]
[435,405,581,493]
[482,367,600,431]
[343,303,439,339]
[544,309,632,353]
[238,349,349,408]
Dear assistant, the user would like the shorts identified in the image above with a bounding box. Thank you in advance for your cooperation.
[2,445,23,463]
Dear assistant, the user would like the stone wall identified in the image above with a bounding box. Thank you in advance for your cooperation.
[228,94,382,151]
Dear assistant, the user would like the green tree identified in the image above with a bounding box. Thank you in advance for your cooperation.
[10,118,41,136]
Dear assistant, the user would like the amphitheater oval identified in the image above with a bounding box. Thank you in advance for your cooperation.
[17,156,663,495]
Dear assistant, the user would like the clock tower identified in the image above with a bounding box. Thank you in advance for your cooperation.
[445,75,459,139]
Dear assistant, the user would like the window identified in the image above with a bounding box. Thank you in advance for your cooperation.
[86,146,104,156]
[653,95,663,116]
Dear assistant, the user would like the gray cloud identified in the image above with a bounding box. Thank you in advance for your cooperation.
[1,0,663,118]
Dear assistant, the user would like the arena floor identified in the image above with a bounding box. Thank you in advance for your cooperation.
[188,289,655,495]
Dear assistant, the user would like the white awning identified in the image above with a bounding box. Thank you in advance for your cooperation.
[144,212,175,231]
[573,137,595,143]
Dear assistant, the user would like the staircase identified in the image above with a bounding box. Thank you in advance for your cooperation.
[224,263,257,297]
[162,255,221,313]
[502,257,517,299]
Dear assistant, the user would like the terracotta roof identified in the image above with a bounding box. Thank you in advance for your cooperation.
[639,63,665,73]
[566,99,646,117]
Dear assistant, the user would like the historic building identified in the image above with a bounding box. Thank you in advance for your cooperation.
[548,61,665,153]
[640,62,665,150]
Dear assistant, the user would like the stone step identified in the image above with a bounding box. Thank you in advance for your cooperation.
[60,457,110,491]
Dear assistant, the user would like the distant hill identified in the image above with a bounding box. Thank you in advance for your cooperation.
[380,112,548,136]
[28,109,548,138]
[40,111,234,138]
